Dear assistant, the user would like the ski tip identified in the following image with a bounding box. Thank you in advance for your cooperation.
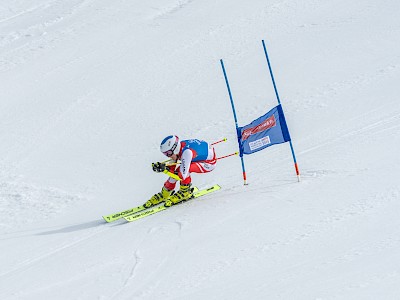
[210,184,221,190]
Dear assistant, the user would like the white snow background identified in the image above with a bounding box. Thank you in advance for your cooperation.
[1,0,400,299]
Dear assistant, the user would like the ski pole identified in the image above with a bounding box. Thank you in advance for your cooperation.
[161,152,238,180]
[162,158,176,164]
[166,151,238,165]
[217,152,239,160]
[162,170,181,181]
[162,138,227,166]
[211,138,227,146]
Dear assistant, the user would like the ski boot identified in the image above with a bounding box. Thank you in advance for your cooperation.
[164,184,194,207]
[144,187,173,208]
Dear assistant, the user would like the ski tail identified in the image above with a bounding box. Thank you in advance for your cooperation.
[103,205,146,222]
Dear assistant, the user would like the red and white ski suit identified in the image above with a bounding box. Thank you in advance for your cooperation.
[164,139,217,190]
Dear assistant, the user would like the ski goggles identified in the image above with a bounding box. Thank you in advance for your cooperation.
[163,141,178,157]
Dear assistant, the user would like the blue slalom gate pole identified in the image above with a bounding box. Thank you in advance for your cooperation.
[262,40,301,182]
[220,59,248,185]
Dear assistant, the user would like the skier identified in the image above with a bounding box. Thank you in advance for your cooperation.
[145,135,217,208]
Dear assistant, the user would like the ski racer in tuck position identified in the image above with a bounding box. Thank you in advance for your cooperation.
[145,135,217,208]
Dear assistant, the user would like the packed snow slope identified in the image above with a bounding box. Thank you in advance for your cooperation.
[1,0,400,299]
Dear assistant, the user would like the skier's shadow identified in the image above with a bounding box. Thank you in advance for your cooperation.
[37,219,104,235]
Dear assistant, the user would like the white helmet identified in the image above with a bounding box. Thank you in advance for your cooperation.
[160,135,181,157]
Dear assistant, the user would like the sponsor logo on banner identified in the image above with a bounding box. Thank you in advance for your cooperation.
[241,115,276,140]
[249,136,271,151]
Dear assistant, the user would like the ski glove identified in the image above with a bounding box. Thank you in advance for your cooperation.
[152,162,166,173]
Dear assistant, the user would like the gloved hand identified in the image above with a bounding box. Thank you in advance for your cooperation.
[152,162,167,173]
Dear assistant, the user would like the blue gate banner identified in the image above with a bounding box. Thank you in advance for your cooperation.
[238,104,291,155]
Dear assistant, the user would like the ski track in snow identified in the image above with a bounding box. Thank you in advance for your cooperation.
[299,108,400,156]
[0,3,50,24]
[120,222,186,299]
[0,222,104,280]
[148,0,196,20]
[0,0,98,72]
[0,180,84,232]
[292,63,400,112]
[127,187,400,299]
[108,249,142,300]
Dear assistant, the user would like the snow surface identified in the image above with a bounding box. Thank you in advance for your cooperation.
[1,0,400,299]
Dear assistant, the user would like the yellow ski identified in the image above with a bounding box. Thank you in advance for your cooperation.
[103,187,199,222]
[103,205,147,222]
[124,184,221,222]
